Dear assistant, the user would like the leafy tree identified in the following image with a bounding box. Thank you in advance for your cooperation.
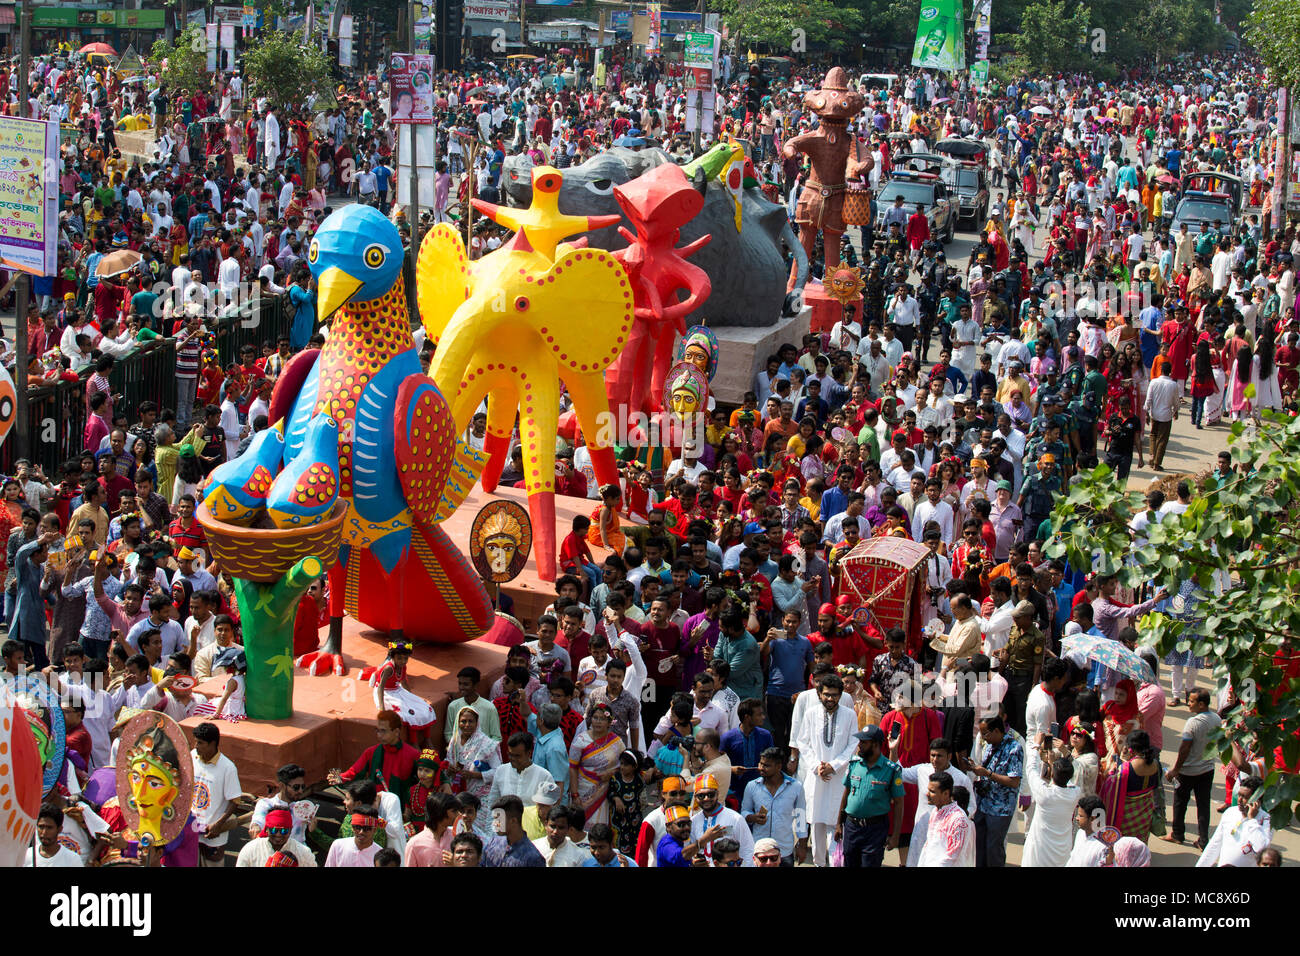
[1000,0,1090,73]
[150,28,209,93]
[241,30,335,109]
[1247,0,1300,94]
[719,0,864,52]
[1047,407,1300,826]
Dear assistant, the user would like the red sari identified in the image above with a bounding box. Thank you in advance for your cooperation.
[1160,318,1195,382]
[879,707,944,837]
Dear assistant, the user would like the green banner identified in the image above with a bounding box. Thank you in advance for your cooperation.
[971,60,989,87]
[32,8,166,29]
[911,0,965,72]
[684,32,714,69]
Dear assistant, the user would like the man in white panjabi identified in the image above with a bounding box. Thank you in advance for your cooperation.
[916,772,975,867]
[791,675,858,867]
[900,740,977,867]
[1197,776,1272,868]
[1021,741,1079,867]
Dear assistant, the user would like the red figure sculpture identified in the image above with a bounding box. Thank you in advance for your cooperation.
[782,67,871,292]
[607,163,713,424]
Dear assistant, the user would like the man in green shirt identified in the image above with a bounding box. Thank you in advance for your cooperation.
[835,726,904,868]
[713,607,762,703]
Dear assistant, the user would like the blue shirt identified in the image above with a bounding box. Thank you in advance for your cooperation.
[373,164,393,192]
[721,725,772,800]
[765,634,813,696]
[819,486,849,522]
[483,834,546,867]
[656,832,692,867]
[740,773,807,858]
[532,728,570,804]
[582,854,639,867]
[975,735,1024,817]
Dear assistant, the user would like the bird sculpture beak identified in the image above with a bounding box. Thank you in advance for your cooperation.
[316,266,364,322]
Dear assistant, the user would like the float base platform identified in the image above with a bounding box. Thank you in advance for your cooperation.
[184,623,509,791]
[178,485,614,789]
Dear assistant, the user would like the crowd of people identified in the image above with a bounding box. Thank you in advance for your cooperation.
[1,37,1295,869]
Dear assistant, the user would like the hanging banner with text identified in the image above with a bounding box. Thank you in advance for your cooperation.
[645,2,661,55]
[973,0,991,61]
[911,0,965,72]
[390,53,435,124]
[683,31,716,93]
[0,117,59,276]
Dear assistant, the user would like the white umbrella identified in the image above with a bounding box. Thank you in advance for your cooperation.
[1030,105,1053,116]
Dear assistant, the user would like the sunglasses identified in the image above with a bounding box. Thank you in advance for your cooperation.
[720,858,744,867]
[352,825,375,833]
[265,826,290,836]
[755,853,782,863]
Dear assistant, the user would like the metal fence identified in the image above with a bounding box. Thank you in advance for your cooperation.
[0,293,293,476]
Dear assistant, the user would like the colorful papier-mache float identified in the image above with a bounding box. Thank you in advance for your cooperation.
[417,165,634,581]
[199,205,493,716]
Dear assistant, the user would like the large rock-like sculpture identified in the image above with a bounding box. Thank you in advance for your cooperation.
[417,165,632,581]
[502,146,808,328]
[201,205,493,684]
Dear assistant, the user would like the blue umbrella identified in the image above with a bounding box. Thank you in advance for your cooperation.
[1061,633,1155,684]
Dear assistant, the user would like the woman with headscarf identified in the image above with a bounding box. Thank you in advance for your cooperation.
[444,706,500,840]
[1100,679,1142,758]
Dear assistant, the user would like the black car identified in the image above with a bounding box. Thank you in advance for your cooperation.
[874,169,957,244]
[941,161,989,225]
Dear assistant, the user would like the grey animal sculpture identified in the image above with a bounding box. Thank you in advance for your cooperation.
[501,147,808,327]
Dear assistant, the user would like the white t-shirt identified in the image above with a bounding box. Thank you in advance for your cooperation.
[24,846,83,867]
[191,751,243,846]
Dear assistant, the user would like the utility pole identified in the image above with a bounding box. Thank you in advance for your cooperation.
[407,0,421,320]
[14,0,31,461]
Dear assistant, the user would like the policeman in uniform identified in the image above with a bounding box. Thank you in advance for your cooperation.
[1017,451,1062,542]
[997,600,1045,736]
[834,726,905,868]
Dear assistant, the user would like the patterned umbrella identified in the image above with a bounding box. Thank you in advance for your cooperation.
[1061,633,1155,684]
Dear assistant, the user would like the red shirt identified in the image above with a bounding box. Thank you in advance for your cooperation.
[168,517,207,550]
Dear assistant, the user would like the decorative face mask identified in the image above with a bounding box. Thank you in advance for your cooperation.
[128,736,181,849]
[662,361,708,424]
[676,325,719,381]
[470,501,532,584]
[484,533,518,576]
[826,266,866,306]
[115,711,192,851]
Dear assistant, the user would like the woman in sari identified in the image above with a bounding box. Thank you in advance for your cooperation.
[1100,679,1142,760]
[1190,335,1221,429]
[1100,729,1162,841]
[444,707,501,840]
[1102,354,1142,433]
[568,702,622,827]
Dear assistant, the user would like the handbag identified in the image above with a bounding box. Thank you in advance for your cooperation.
[842,180,871,226]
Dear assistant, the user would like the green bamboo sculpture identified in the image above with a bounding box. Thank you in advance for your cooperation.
[231,555,326,720]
